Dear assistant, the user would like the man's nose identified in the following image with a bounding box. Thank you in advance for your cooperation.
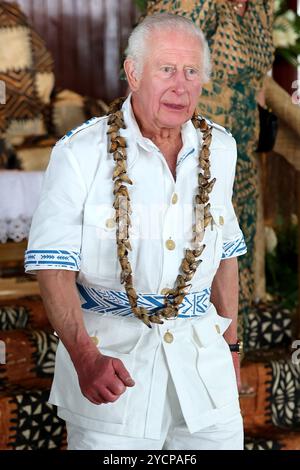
[172,71,188,95]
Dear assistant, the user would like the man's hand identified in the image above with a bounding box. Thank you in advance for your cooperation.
[36,270,135,406]
[75,351,135,405]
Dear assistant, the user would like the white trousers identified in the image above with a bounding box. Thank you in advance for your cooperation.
[66,374,244,450]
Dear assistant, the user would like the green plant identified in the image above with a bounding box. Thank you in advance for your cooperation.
[274,0,300,67]
[134,0,147,13]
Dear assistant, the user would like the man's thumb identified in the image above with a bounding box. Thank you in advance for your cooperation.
[112,358,135,386]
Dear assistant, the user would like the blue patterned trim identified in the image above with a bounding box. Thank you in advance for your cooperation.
[221,236,247,259]
[176,148,195,167]
[25,250,81,271]
[59,117,99,142]
[77,283,211,318]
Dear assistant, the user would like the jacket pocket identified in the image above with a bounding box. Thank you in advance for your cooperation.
[190,311,239,408]
[209,205,225,266]
[81,203,120,281]
[51,315,144,425]
[191,205,225,287]
[84,313,144,357]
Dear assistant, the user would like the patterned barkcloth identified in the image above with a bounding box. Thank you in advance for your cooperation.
[0,328,57,387]
[241,358,300,433]
[0,384,66,450]
[0,297,51,330]
[0,1,54,141]
[0,296,66,450]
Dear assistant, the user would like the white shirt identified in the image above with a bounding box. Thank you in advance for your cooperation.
[25,95,246,438]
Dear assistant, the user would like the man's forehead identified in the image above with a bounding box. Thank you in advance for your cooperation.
[150,47,202,65]
[146,31,202,61]
[149,28,199,42]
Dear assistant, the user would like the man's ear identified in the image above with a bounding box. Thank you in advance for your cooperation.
[124,58,140,92]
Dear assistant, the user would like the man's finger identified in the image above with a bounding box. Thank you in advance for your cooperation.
[107,378,126,396]
[112,358,135,386]
[85,393,108,405]
[100,387,121,403]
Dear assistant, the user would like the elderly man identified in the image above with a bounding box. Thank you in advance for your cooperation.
[25,14,247,450]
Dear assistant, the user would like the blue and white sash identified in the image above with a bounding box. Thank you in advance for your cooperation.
[77,283,211,318]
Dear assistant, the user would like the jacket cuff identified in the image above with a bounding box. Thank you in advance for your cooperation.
[221,236,247,259]
[25,249,81,273]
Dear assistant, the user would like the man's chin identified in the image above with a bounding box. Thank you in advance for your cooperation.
[159,112,190,128]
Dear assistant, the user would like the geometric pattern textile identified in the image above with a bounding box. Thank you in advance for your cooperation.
[25,249,81,272]
[244,435,283,450]
[221,236,247,259]
[244,431,300,451]
[245,302,292,351]
[0,305,29,330]
[0,329,58,387]
[266,360,300,430]
[0,297,50,331]
[77,283,212,318]
[0,385,66,450]
[0,1,54,143]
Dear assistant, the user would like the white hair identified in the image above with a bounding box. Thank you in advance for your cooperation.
[125,13,211,83]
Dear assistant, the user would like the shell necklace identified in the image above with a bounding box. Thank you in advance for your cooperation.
[107,98,215,328]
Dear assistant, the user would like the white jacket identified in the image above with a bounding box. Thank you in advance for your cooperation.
[25,95,246,438]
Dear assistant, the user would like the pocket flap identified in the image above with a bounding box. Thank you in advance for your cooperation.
[84,313,144,355]
[210,205,226,228]
[84,203,115,229]
[192,311,232,347]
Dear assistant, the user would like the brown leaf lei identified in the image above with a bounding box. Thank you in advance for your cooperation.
[107,98,215,328]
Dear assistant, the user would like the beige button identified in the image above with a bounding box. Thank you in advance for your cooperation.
[215,324,221,334]
[172,193,178,205]
[165,239,176,250]
[161,288,170,295]
[105,218,115,229]
[219,216,224,226]
[164,331,174,344]
[90,336,99,346]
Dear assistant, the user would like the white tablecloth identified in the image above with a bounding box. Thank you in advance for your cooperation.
[0,170,44,243]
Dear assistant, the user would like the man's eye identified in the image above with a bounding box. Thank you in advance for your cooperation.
[186,68,197,75]
[185,68,200,80]
[161,66,174,74]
